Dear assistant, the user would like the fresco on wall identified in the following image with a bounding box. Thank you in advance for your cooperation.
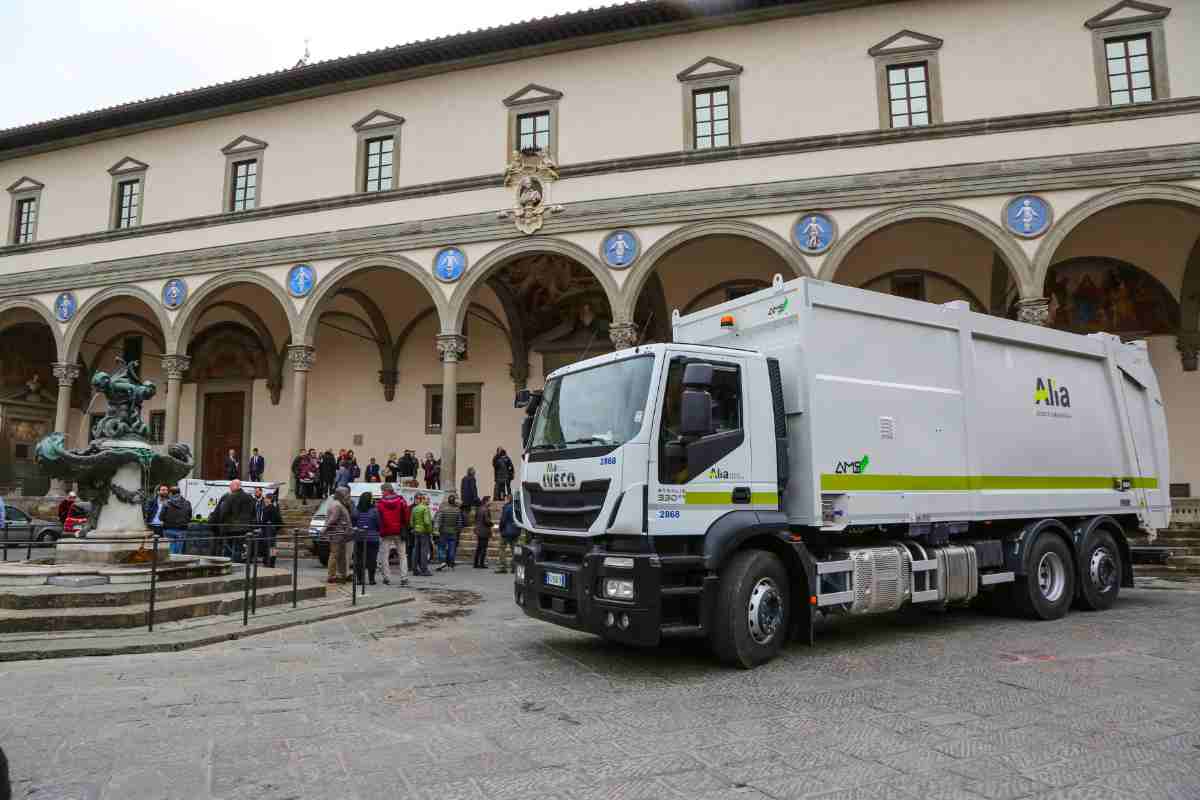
[495,254,613,349]
[1043,258,1179,335]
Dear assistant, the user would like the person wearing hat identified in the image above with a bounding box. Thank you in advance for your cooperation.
[57,491,78,525]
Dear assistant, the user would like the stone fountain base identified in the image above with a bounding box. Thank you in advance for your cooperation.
[55,532,172,565]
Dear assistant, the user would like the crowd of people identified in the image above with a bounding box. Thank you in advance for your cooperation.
[288,446,517,502]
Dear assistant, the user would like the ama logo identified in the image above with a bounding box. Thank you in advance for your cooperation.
[766,296,791,318]
[834,455,870,475]
[1034,378,1071,408]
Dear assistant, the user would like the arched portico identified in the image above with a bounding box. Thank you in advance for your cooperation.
[171,270,299,356]
[64,285,171,365]
[0,297,64,359]
[820,203,1035,298]
[620,219,808,322]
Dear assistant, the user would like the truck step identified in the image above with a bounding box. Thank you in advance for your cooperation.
[657,555,705,569]
[660,623,706,637]
[660,586,703,597]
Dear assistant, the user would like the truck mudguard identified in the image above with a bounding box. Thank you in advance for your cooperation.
[1005,517,1075,577]
[701,509,791,571]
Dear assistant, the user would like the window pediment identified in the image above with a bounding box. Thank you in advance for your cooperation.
[351,109,405,132]
[676,56,743,82]
[6,176,44,194]
[868,29,943,56]
[107,156,149,176]
[1085,0,1170,29]
[220,134,268,155]
[502,83,564,108]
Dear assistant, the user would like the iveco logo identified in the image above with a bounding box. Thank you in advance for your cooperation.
[542,463,577,489]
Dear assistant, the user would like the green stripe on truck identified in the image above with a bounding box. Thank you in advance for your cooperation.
[684,491,779,505]
[820,474,1159,491]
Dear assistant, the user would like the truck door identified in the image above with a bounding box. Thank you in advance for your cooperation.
[648,355,755,535]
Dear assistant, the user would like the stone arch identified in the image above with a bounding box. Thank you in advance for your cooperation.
[858,269,988,312]
[170,271,297,356]
[680,278,772,316]
[448,237,620,333]
[64,285,171,363]
[821,203,1035,298]
[1033,184,1200,291]
[1180,235,1200,339]
[299,254,447,345]
[0,297,64,359]
[195,300,285,403]
[621,220,809,320]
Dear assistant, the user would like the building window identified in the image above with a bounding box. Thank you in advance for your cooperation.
[1104,35,1154,104]
[891,273,926,301]
[424,383,483,434]
[14,197,37,244]
[677,57,743,152]
[517,111,550,152]
[1170,482,1191,499]
[149,411,166,445]
[692,88,731,149]
[886,63,930,128]
[220,135,267,213]
[115,180,141,229]
[230,160,258,212]
[502,84,562,159]
[363,136,394,192]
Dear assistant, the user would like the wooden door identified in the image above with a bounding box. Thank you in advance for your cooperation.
[202,392,245,479]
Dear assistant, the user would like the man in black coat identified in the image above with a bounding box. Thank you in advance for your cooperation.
[224,449,240,480]
[319,450,337,497]
[248,448,265,482]
[210,479,257,560]
[255,491,283,567]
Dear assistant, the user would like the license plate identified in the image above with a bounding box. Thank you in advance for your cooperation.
[543,571,567,589]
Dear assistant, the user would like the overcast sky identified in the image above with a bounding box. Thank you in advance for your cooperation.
[1,0,610,130]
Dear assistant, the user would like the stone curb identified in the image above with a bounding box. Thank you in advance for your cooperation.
[0,595,415,662]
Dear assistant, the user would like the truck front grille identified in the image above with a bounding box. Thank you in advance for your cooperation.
[524,480,609,531]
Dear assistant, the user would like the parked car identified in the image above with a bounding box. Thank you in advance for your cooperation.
[63,502,92,537]
[2,505,62,545]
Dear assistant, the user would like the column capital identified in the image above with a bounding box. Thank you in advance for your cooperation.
[160,355,192,381]
[608,321,639,351]
[288,344,316,372]
[51,362,81,386]
[379,370,399,402]
[436,334,467,363]
[509,363,530,392]
[1015,297,1050,326]
[1177,331,1200,372]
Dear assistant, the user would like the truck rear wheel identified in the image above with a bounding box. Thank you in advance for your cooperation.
[1013,533,1075,620]
[710,549,789,669]
[1075,529,1121,611]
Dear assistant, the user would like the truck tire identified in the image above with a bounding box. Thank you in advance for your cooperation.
[1075,529,1121,611]
[710,549,789,669]
[1012,533,1075,620]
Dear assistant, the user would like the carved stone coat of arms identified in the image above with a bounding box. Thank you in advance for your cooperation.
[498,149,564,234]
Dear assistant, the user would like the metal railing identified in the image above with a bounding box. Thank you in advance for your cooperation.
[0,523,380,633]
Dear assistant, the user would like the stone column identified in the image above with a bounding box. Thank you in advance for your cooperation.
[1178,332,1200,373]
[288,345,316,459]
[50,362,81,496]
[436,334,467,491]
[1015,297,1050,326]
[609,321,639,350]
[160,355,191,446]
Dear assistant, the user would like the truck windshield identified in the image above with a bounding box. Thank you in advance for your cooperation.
[529,355,655,452]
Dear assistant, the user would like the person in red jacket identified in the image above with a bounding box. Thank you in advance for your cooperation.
[375,483,410,586]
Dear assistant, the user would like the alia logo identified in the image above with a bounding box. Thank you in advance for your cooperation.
[767,296,791,318]
[1034,378,1071,408]
[834,455,870,475]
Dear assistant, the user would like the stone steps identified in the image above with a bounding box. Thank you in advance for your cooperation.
[0,570,294,610]
[0,580,327,633]
[1136,524,1200,580]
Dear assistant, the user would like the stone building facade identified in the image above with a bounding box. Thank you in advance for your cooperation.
[1,0,1198,497]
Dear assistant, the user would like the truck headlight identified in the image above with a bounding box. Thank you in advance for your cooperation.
[603,578,635,601]
[515,563,525,581]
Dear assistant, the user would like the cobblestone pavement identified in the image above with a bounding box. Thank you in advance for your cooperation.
[2,569,1198,800]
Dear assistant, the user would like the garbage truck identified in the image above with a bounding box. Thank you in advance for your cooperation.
[511,275,1171,667]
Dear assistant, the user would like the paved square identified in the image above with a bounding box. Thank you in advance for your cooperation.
[2,570,1198,799]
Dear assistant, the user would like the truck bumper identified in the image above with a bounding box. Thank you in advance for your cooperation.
[513,539,665,647]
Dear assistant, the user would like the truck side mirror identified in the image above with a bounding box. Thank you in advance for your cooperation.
[680,388,713,437]
[514,389,533,408]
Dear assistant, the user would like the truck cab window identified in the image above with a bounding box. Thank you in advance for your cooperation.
[659,360,743,484]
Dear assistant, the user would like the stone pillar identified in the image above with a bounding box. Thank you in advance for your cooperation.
[49,362,81,496]
[1016,297,1050,326]
[609,321,639,350]
[1178,332,1200,373]
[436,334,467,491]
[160,355,191,446]
[288,345,316,459]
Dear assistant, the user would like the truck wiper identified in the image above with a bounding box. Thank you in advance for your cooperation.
[528,443,565,452]
[563,436,613,445]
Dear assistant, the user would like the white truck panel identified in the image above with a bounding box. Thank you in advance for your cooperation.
[673,276,1170,533]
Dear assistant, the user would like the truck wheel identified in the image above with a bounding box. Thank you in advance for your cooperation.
[1013,533,1075,620]
[1076,530,1121,611]
[711,549,789,669]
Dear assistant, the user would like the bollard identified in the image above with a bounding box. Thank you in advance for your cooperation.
[26,532,33,561]
[251,533,259,616]
[3,522,8,562]
[292,528,299,609]
[242,532,252,626]
[351,537,358,607]
[149,533,160,632]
